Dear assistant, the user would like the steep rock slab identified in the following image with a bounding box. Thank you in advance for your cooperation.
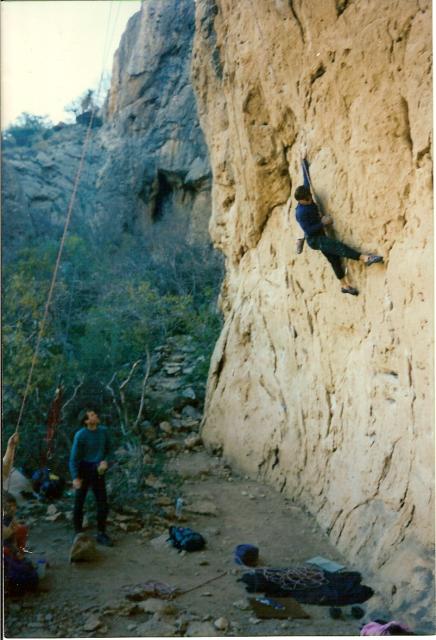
[192,0,433,628]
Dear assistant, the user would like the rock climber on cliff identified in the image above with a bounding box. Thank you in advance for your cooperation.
[294,158,383,296]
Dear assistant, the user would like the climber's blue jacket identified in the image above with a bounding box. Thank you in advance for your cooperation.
[295,201,324,237]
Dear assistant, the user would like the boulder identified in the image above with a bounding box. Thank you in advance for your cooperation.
[69,533,99,563]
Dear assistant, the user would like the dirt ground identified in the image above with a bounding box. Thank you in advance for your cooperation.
[4,450,377,638]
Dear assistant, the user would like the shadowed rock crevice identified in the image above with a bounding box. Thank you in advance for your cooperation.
[288,0,305,42]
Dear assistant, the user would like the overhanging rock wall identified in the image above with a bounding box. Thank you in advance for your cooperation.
[192,0,433,627]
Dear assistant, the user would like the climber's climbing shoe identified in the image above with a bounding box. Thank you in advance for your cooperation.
[365,255,384,266]
[341,286,359,296]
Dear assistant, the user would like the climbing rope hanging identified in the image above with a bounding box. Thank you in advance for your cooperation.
[13,1,125,436]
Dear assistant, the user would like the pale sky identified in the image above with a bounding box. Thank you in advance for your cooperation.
[1,0,141,128]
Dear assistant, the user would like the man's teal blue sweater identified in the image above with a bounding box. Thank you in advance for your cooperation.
[69,426,112,479]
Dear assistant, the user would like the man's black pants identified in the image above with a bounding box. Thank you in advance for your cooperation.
[73,464,108,534]
[307,234,361,281]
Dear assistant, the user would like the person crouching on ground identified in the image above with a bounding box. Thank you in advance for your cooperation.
[295,159,383,296]
[3,491,38,595]
[69,408,113,546]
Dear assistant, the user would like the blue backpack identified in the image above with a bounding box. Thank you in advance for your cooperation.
[168,526,206,552]
[32,467,65,500]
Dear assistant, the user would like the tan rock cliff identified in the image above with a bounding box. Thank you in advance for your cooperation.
[192,0,433,627]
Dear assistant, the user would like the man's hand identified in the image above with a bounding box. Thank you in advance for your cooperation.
[98,461,108,474]
[7,433,19,449]
[73,478,82,490]
[321,214,333,225]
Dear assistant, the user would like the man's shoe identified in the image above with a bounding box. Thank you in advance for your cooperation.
[365,255,384,266]
[96,532,113,547]
[341,286,359,296]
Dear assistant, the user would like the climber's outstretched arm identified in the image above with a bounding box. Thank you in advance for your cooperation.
[301,158,310,188]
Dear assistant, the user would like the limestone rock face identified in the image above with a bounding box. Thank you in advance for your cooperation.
[192,0,433,628]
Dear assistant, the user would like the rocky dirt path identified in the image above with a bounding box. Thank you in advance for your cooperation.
[4,450,377,638]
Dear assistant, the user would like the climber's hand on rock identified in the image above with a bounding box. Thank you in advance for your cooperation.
[321,215,333,225]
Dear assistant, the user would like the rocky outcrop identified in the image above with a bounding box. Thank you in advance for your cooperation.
[192,0,433,628]
[2,126,107,255]
[102,0,211,240]
[2,0,211,256]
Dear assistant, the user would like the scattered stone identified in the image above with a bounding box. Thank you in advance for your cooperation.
[155,496,173,506]
[159,421,173,434]
[185,621,220,637]
[180,418,201,429]
[155,439,180,452]
[144,475,166,489]
[83,615,101,632]
[214,617,229,631]
[182,366,195,374]
[127,623,137,631]
[164,364,182,375]
[135,616,177,637]
[185,499,218,516]
[249,617,261,625]
[200,592,212,597]
[182,387,196,400]
[184,435,202,449]
[181,405,202,420]
[233,599,250,610]
[139,598,179,616]
[69,533,99,563]
[114,513,131,522]
[46,512,63,522]
[47,504,58,516]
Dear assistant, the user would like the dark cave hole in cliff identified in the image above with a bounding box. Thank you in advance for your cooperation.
[151,171,173,222]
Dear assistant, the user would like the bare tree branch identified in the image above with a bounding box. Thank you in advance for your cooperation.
[119,360,141,391]
[133,350,151,430]
[61,377,84,418]
[106,371,125,435]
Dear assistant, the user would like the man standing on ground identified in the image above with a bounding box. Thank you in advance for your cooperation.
[295,158,383,295]
[69,408,113,546]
